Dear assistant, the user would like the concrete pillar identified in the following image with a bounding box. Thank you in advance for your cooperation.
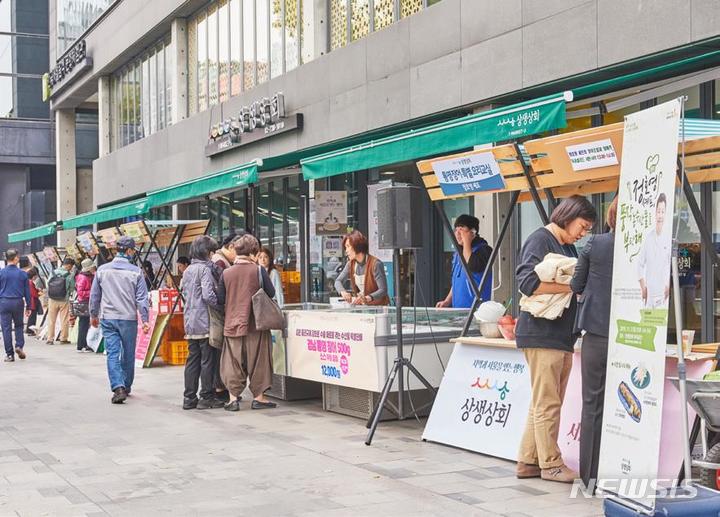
[98,75,111,157]
[171,18,188,124]
[55,109,77,247]
[313,0,328,57]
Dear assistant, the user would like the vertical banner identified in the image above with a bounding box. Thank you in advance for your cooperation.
[598,99,681,508]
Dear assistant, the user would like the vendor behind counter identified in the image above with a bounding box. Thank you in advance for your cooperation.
[334,230,389,306]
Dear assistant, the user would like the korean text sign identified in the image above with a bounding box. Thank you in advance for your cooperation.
[431,153,506,197]
[598,99,681,510]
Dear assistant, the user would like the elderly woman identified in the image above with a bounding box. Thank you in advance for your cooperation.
[180,235,223,410]
[217,234,277,411]
[334,230,389,306]
[515,195,596,484]
[571,197,617,490]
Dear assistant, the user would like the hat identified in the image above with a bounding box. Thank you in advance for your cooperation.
[454,214,480,233]
[81,258,95,272]
[117,236,137,251]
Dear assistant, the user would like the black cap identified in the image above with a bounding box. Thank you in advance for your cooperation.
[454,214,479,233]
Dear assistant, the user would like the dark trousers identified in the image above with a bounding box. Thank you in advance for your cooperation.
[0,298,25,356]
[580,332,609,489]
[184,338,215,401]
[26,308,38,332]
[77,316,90,350]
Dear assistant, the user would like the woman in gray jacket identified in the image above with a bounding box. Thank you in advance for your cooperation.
[181,235,222,410]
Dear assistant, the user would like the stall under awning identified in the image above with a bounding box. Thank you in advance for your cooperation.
[8,222,58,243]
[300,92,573,180]
[62,197,151,230]
[147,160,261,208]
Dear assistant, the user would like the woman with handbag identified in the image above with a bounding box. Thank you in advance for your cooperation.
[217,234,278,412]
[74,258,96,353]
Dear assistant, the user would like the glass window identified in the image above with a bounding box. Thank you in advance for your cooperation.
[207,5,219,106]
[230,0,242,96]
[142,59,150,138]
[165,44,173,125]
[330,0,347,51]
[0,76,13,118]
[218,0,230,103]
[243,0,256,90]
[257,183,271,247]
[187,16,198,114]
[257,0,270,84]
[133,64,141,141]
[271,0,284,78]
[197,13,208,111]
[285,0,299,71]
[374,0,395,31]
[56,0,113,54]
[0,0,10,32]
[272,180,285,264]
[149,52,158,134]
[158,48,166,130]
[232,190,247,232]
[351,0,370,41]
[285,176,301,303]
[300,0,314,64]
[0,35,13,74]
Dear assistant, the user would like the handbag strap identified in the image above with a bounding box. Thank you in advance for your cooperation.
[257,265,263,289]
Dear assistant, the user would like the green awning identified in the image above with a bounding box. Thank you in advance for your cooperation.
[8,222,58,243]
[62,197,151,230]
[147,160,260,208]
[300,92,572,180]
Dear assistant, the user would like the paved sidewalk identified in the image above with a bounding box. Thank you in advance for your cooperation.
[0,337,603,516]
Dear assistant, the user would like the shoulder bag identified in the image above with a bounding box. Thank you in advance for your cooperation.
[252,266,284,331]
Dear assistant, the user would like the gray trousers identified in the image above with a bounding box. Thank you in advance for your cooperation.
[579,332,608,488]
[183,338,215,401]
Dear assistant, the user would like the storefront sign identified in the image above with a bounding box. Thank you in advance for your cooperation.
[46,40,93,98]
[286,311,379,392]
[423,344,531,460]
[598,99,681,509]
[431,153,506,196]
[315,191,347,236]
[565,138,618,171]
[205,93,303,157]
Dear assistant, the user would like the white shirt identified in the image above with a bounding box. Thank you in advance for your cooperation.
[636,227,671,301]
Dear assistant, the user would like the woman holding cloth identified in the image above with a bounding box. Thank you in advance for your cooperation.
[571,197,617,490]
[515,195,596,484]
[334,230,389,306]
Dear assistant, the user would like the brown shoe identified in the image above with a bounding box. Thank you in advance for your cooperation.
[516,462,541,478]
[15,348,26,360]
[541,464,578,483]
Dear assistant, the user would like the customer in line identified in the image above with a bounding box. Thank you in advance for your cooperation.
[258,247,285,307]
[436,214,493,308]
[25,267,42,336]
[46,257,76,345]
[218,234,277,411]
[74,258,96,353]
[0,249,31,362]
[334,230,389,306]
[90,236,150,404]
[571,197,617,490]
[181,235,225,410]
[212,234,237,270]
[515,195,596,484]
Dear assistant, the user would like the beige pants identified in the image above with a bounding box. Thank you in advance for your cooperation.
[47,299,70,342]
[518,348,573,469]
[220,330,273,398]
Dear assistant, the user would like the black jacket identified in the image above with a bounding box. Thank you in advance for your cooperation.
[571,233,614,338]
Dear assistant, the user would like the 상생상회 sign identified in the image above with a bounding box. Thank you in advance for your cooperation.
[597,98,681,510]
[565,138,618,171]
[431,153,506,197]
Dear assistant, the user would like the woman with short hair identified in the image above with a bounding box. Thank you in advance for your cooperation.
[217,234,277,411]
[181,235,223,410]
[334,230,389,306]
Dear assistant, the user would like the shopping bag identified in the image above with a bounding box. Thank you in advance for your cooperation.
[86,325,103,352]
[68,321,79,344]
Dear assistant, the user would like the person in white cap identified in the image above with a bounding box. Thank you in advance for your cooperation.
[74,258,96,353]
[90,236,150,404]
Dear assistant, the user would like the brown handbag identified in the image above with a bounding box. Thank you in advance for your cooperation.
[252,266,284,331]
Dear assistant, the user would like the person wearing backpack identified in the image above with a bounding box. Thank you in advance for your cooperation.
[46,258,76,345]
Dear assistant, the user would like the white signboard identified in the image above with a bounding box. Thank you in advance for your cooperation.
[315,191,347,235]
[422,344,531,460]
[598,99,681,509]
[565,138,619,171]
[286,311,380,392]
[432,153,506,197]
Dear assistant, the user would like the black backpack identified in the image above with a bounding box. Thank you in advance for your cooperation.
[48,274,67,300]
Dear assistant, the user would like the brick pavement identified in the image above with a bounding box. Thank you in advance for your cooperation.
[0,337,603,516]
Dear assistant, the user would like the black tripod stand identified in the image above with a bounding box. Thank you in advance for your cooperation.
[365,247,437,446]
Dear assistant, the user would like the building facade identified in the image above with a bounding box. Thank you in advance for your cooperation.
[45,0,720,338]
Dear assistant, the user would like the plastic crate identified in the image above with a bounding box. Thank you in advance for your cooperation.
[163,340,189,366]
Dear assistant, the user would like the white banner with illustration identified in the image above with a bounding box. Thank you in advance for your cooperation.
[598,99,681,508]
[286,311,380,392]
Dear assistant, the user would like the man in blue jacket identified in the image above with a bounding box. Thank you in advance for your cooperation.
[90,236,150,404]
[0,249,31,362]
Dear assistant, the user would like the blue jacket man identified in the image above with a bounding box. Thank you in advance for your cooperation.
[0,249,31,361]
[90,236,150,404]
[436,214,493,309]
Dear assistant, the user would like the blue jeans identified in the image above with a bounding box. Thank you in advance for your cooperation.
[101,319,138,392]
[0,298,24,356]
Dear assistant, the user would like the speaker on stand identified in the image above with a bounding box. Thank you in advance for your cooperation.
[365,184,437,446]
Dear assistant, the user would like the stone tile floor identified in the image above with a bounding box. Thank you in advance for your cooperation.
[0,337,603,516]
